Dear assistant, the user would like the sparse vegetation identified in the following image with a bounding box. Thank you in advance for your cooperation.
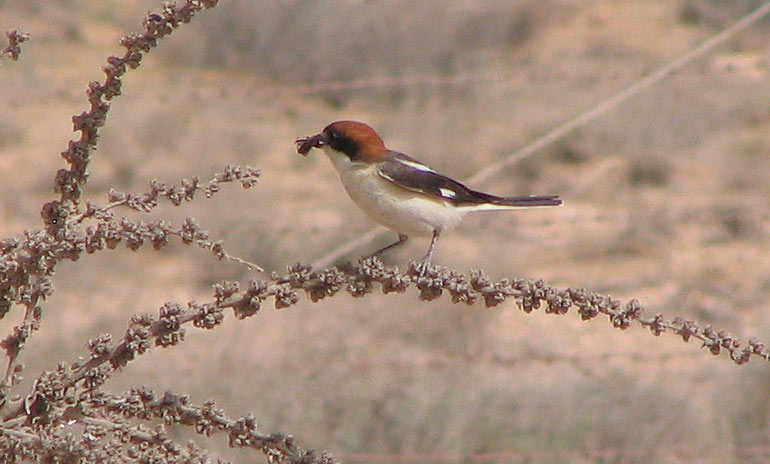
[2,1,770,463]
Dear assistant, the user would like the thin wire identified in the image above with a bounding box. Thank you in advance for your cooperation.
[468,1,770,186]
[311,2,770,269]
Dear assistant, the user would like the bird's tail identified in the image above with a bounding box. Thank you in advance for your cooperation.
[493,194,562,207]
[459,193,562,211]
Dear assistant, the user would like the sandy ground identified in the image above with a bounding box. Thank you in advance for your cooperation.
[2,1,770,462]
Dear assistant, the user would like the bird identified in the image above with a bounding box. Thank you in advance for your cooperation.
[295,120,562,272]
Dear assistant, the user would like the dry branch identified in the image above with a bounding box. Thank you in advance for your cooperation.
[3,254,768,462]
[2,0,769,463]
[1,0,222,407]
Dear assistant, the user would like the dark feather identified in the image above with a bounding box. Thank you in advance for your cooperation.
[377,152,479,204]
[377,151,563,207]
[378,151,562,207]
[489,194,562,207]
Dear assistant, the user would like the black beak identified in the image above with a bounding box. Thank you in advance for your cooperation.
[295,133,325,156]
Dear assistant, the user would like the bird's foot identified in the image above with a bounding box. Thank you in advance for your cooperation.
[409,259,435,277]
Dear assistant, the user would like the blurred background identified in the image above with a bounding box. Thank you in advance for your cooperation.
[2,0,770,462]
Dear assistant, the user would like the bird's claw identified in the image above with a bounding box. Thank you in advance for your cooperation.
[411,259,433,277]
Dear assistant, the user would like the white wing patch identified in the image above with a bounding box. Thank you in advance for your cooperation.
[395,158,436,173]
[439,188,457,198]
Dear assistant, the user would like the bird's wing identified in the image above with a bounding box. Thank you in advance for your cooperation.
[377,151,497,205]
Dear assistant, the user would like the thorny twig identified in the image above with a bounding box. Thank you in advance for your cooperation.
[1,0,221,420]
[3,0,770,462]
[2,256,769,462]
[45,0,219,217]
[4,254,768,423]
[72,166,265,270]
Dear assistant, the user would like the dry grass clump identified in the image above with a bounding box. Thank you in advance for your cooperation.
[169,0,553,85]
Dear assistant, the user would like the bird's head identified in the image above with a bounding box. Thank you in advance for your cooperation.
[296,120,387,163]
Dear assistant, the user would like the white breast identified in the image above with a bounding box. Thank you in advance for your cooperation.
[322,147,466,237]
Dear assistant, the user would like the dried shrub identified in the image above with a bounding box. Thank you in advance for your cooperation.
[2,2,770,464]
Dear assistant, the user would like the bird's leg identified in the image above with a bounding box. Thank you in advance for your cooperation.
[369,233,408,258]
[416,230,440,276]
